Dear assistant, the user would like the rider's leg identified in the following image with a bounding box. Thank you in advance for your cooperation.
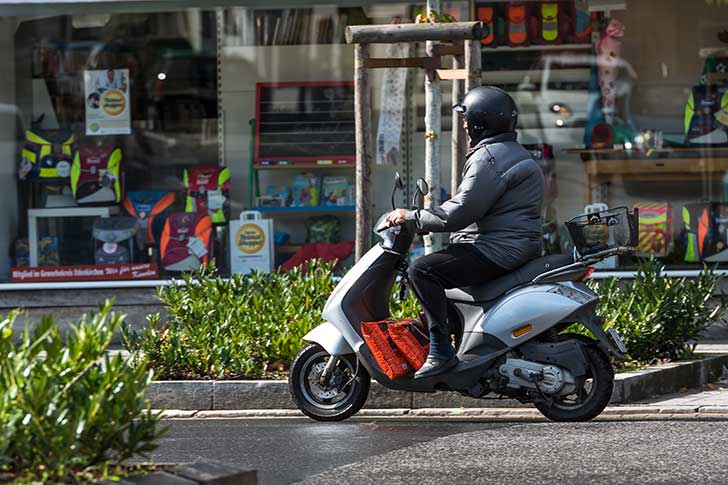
[408,243,508,378]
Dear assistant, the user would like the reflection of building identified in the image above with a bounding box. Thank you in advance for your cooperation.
[2,1,728,302]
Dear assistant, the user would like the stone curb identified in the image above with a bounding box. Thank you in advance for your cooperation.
[155,406,728,420]
[145,354,728,411]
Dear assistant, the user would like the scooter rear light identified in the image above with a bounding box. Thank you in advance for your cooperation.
[580,267,596,281]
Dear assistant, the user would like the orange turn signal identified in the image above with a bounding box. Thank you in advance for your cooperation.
[513,324,533,338]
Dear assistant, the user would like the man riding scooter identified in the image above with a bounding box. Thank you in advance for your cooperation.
[386,86,545,378]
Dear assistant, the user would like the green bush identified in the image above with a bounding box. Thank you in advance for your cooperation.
[124,260,422,379]
[0,302,163,484]
[589,258,726,364]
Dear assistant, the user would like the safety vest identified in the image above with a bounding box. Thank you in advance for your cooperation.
[540,3,559,43]
[507,3,528,46]
[70,146,123,205]
[477,6,495,46]
[184,166,231,224]
[20,130,75,180]
[123,191,176,245]
[160,211,212,272]
[684,85,728,144]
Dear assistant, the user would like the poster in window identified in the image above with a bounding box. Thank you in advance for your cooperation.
[84,68,131,135]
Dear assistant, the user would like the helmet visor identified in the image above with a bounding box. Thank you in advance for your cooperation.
[453,103,466,113]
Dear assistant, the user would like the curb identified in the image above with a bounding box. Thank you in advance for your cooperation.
[155,406,728,420]
[145,354,728,411]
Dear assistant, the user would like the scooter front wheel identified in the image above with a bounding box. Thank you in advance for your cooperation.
[289,343,370,421]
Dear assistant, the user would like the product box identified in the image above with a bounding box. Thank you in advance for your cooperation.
[321,176,351,206]
[266,185,291,206]
[291,173,320,207]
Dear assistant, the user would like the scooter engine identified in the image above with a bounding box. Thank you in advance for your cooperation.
[498,358,577,396]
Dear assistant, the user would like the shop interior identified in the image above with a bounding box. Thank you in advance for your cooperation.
[3,0,728,284]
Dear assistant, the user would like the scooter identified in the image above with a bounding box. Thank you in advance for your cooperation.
[289,173,636,422]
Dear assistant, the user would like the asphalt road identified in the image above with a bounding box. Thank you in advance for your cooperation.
[148,417,728,484]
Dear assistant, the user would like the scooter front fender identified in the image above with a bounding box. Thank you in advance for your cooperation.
[303,322,355,356]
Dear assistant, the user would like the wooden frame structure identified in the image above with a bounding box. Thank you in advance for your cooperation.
[345,21,485,260]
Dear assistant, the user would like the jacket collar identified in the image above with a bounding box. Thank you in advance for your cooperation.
[466,132,517,159]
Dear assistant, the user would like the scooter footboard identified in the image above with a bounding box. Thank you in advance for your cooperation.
[303,322,355,356]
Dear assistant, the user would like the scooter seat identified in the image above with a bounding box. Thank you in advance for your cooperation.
[445,254,573,303]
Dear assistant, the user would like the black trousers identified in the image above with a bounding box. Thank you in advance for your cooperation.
[407,244,509,334]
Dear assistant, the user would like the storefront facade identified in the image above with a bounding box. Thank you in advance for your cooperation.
[1,0,728,289]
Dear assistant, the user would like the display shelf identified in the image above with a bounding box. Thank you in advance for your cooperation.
[253,163,354,170]
[253,205,355,213]
[482,43,592,53]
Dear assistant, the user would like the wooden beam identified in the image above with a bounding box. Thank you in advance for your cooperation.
[354,44,373,261]
[346,21,485,44]
[434,44,465,56]
[363,57,433,69]
[464,39,482,92]
[436,69,479,80]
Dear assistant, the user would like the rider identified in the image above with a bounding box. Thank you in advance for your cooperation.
[386,86,545,378]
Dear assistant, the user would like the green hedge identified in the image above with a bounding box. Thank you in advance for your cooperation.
[0,302,162,484]
[125,259,726,379]
[589,259,726,365]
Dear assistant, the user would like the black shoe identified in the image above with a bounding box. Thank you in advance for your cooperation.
[414,354,458,379]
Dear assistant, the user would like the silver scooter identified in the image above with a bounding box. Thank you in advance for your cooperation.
[289,173,635,422]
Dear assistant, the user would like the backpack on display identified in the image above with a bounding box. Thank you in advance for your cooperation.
[184,166,231,223]
[633,202,672,258]
[684,84,728,145]
[92,216,141,265]
[160,211,213,272]
[71,146,123,205]
[506,3,529,47]
[476,5,496,46]
[19,129,75,181]
[123,191,176,245]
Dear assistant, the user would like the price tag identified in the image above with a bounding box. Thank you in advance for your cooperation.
[187,236,208,258]
[207,190,225,211]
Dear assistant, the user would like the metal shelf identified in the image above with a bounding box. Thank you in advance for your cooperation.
[253,205,355,214]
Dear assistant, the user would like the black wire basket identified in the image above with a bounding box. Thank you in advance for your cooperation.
[566,206,639,257]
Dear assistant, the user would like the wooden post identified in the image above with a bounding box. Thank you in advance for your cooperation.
[451,52,467,197]
[424,0,443,255]
[464,38,481,93]
[354,44,372,261]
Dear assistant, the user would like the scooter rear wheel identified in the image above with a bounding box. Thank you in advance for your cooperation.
[289,343,370,421]
[534,343,614,422]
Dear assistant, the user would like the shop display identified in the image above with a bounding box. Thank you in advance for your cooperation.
[684,83,728,145]
[38,236,60,267]
[92,216,141,265]
[19,128,75,180]
[160,211,213,272]
[279,241,354,271]
[506,3,529,47]
[537,3,560,43]
[291,173,321,207]
[634,202,673,258]
[184,166,231,223]
[122,191,176,245]
[71,145,123,205]
[305,215,341,244]
[477,5,496,46]
[229,211,274,275]
[321,176,353,206]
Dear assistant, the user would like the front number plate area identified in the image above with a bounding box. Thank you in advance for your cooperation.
[608,328,628,354]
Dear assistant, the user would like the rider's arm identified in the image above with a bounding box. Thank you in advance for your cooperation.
[406,159,505,232]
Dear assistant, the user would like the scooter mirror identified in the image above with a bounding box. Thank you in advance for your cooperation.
[412,178,429,210]
[416,178,429,195]
[394,171,405,191]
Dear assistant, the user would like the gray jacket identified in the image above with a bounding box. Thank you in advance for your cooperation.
[407,132,544,270]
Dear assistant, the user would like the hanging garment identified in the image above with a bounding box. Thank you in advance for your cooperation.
[19,129,75,180]
[70,146,123,205]
[596,19,625,124]
[184,166,231,223]
[160,212,213,271]
[123,191,176,244]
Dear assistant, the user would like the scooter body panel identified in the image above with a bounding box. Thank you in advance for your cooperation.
[303,322,354,356]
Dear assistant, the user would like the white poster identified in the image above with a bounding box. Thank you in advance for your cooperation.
[84,68,131,135]
[376,43,410,165]
[230,211,274,275]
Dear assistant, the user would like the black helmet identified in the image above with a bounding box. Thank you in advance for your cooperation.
[454,86,518,142]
